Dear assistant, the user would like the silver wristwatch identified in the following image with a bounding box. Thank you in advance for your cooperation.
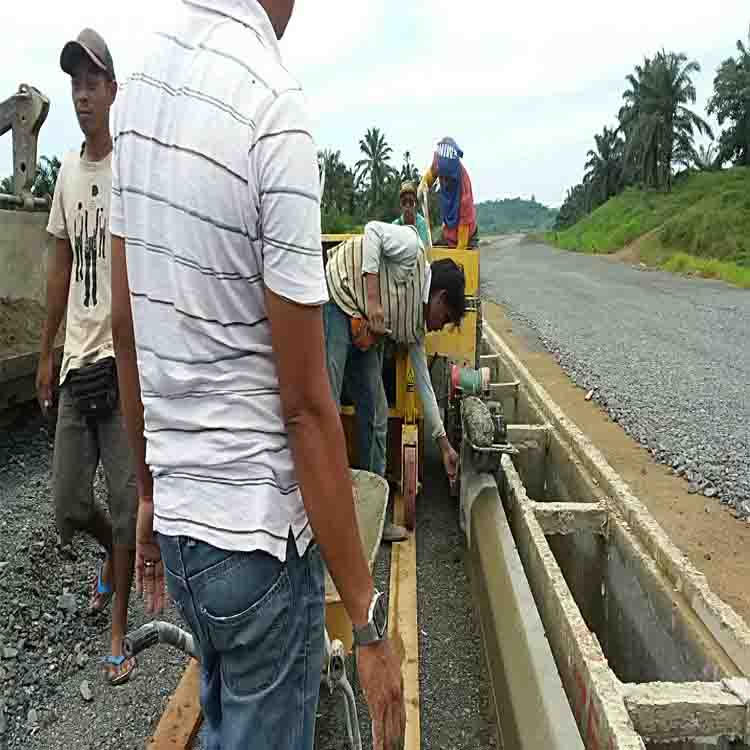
[352,590,388,647]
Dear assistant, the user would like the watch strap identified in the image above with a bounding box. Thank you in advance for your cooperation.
[352,590,386,647]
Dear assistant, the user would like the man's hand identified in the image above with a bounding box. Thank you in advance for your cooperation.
[134,500,167,615]
[364,273,387,337]
[367,303,387,337]
[357,639,405,750]
[438,436,459,483]
[36,352,55,416]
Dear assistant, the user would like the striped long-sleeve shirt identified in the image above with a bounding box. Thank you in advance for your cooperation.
[326,221,446,440]
[326,221,426,345]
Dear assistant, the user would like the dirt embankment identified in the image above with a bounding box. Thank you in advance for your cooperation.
[0,297,64,359]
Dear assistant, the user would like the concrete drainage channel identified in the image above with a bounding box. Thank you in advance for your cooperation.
[465,321,750,750]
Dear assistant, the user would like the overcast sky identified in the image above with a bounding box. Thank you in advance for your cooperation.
[1,1,748,206]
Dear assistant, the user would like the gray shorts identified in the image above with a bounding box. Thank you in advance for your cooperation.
[52,383,137,547]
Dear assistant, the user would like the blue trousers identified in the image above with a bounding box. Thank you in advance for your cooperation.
[323,301,387,476]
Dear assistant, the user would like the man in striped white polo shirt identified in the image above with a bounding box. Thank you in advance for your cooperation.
[325,221,463,537]
[109,2,404,748]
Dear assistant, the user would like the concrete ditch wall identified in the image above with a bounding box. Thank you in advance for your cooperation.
[481,321,750,750]
[0,209,51,305]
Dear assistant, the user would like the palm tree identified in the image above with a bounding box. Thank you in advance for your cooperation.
[33,155,61,198]
[619,59,660,188]
[354,128,396,210]
[649,51,712,189]
[319,149,355,213]
[555,182,590,230]
[584,127,624,207]
[400,150,420,183]
[707,28,750,167]
[675,141,723,172]
[0,155,61,201]
[619,51,712,191]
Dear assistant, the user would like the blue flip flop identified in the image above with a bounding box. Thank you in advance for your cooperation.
[103,654,136,686]
[89,557,113,613]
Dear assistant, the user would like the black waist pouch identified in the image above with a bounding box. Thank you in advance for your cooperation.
[68,357,118,418]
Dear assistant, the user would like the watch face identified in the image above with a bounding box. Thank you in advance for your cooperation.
[373,593,387,637]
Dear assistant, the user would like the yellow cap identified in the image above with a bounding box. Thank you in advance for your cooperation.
[399,181,417,198]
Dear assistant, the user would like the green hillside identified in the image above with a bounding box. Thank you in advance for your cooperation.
[547,168,750,287]
[477,197,558,234]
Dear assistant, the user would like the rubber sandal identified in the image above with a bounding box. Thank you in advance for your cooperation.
[381,522,409,543]
[88,558,113,614]
[103,654,136,686]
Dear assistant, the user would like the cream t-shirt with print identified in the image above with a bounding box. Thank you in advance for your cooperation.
[47,148,115,384]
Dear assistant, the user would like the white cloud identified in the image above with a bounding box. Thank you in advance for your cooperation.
[280,2,385,73]
[1,0,748,206]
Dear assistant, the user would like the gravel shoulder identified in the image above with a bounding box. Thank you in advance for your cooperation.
[0,415,187,750]
[480,235,750,623]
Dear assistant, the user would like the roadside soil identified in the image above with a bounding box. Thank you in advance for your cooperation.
[605,228,660,267]
[483,300,750,624]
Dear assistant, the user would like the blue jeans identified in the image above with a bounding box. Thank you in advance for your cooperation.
[324,301,387,476]
[367,346,388,477]
[159,533,325,750]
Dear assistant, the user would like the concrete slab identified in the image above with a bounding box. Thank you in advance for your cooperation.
[623,680,750,742]
[532,502,608,536]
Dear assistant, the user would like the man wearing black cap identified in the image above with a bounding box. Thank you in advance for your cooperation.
[36,28,137,686]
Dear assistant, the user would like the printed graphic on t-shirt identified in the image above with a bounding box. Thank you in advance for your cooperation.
[73,183,107,308]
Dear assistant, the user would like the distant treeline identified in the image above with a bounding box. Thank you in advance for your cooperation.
[476,197,558,234]
[319,127,440,234]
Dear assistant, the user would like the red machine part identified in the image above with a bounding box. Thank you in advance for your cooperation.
[402,445,418,530]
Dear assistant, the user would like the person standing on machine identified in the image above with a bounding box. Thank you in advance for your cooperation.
[392,180,430,248]
[417,137,478,249]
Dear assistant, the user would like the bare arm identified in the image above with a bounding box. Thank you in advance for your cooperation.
[408,339,458,482]
[417,164,436,198]
[111,232,164,611]
[36,238,72,411]
[408,339,446,441]
[365,273,386,335]
[110,234,152,500]
[265,290,373,626]
[40,238,72,357]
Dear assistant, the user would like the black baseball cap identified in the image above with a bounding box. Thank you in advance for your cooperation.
[60,28,116,81]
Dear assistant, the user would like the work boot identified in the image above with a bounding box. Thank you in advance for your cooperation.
[381,522,409,543]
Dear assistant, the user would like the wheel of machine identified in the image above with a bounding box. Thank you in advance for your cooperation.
[402,445,418,530]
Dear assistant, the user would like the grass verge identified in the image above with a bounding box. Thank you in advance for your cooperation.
[545,167,750,288]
